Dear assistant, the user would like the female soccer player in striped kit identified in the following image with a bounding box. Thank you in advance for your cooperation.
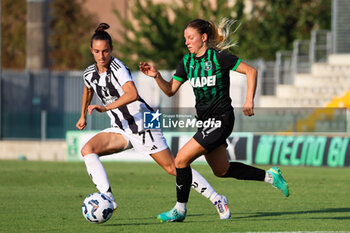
[140,18,289,222]
[76,23,231,219]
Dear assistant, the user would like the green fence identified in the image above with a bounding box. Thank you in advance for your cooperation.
[1,112,110,139]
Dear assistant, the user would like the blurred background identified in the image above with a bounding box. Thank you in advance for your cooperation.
[0,0,349,164]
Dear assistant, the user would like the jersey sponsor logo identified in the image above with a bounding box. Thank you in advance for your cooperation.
[105,96,117,105]
[189,75,216,88]
[143,109,161,129]
[204,61,212,71]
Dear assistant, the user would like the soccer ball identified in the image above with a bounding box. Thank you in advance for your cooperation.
[82,193,114,223]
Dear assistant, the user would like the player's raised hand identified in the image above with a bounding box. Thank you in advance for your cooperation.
[88,105,107,115]
[139,62,158,78]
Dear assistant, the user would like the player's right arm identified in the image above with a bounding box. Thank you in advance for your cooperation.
[76,86,94,130]
[139,62,182,97]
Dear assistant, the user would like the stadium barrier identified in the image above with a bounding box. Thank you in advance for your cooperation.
[0,140,66,161]
[66,131,350,167]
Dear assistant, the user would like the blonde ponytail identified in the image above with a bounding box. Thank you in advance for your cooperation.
[208,18,239,51]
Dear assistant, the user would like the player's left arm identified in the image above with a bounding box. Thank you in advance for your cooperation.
[88,81,139,114]
[235,62,257,117]
[76,86,94,130]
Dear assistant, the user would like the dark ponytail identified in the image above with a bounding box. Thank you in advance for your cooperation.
[90,23,113,50]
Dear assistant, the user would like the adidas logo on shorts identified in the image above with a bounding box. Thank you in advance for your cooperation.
[151,145,158,150]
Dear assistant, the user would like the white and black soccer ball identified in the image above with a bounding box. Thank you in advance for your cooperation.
[82,193,114,224]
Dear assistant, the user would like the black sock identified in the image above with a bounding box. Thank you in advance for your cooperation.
[176,167,192,203]
[222,162,265,181]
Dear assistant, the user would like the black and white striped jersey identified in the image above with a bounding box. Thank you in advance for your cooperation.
[83,56,152,134]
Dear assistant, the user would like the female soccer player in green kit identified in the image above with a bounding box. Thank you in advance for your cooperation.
[140,18,289,222]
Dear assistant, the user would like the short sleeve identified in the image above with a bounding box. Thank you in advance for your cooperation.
[83,78,92,89]
[111,58,133,86]
[216,51,241,71]
[173,59,187,83]
[82,66,94,89]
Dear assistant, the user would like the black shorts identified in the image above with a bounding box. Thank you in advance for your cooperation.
[193,110,234,153]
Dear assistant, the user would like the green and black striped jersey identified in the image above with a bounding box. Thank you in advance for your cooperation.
[173,48,241,119]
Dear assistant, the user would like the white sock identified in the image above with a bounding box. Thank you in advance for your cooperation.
[105,192,116,202]
[83,153,111,193]
[191,168,218,204]
[174,202,187,215]
[209,193,221,204]
[264,171,274,184]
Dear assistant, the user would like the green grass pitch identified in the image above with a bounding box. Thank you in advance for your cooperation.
[0,160,350,233]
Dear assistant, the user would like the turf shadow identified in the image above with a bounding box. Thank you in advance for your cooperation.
[233,207,350,219]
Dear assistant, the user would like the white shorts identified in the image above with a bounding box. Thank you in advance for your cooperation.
[101,127,168,155]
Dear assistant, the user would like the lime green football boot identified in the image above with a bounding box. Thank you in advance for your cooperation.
[157,208,186,222]
[267,167,289,197]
